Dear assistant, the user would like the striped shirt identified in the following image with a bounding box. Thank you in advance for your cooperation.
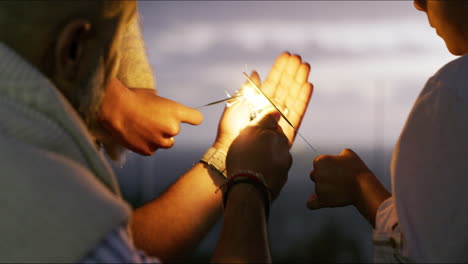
[81,226,160,263]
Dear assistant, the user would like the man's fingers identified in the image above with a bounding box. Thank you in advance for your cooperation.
[313,154,334,169]
[285,54,302,78]
[263,52,291,95]
[250,71,261,87]
[287,152,293,170]
[241,71,261,92]
[178,105,204,125]
[153,136,175,149]
[309,169,316,182]
[274,54,301,99]
[340,148,357,157]
[300,82,314,106]
[307,193,322,210]
[296,63,311,84]
[252,110,280,129]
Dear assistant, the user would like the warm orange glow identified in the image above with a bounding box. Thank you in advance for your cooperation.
[227,84,287,122]
[241,85,270,119]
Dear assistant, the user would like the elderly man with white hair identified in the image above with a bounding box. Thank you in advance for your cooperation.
[0,1,312,263]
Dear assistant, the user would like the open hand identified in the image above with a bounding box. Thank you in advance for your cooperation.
[214,52,313,153]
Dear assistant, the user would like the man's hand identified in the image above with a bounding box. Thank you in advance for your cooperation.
[99,79,203,155]
[226,111,292,199]
[214,52,313,153]
[308,148,390,227]
[212,111,291,263]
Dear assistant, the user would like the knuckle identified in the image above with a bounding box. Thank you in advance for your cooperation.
[309,171,315,182]
[316,190,328,205]
[292,54,302,62]
[141,147,153,156]
[287,153,293,169]
[278,131,289,144]
[165,123,180,137]
[259,129,278,141]
[342,148,354,156]
[313,155,332,168]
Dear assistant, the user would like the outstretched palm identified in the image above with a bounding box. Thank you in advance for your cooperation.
[214,52,313,152]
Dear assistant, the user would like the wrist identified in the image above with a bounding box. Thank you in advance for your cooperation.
[353,171,374,205]
[200,147,227,179]
[353,171,391,227]
[99,79,131,131]
[223,171,271,218]
[212,141,230,155]
[225,183,268,217]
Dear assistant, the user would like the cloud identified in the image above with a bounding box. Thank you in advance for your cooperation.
[139,1,418,25]
[138,1,456,148]
[146,16,444,62]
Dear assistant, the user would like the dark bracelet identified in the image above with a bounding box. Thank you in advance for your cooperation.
[222,178,271,219]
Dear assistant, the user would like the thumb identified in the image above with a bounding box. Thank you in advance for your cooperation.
[306,193,322,210]
[240,71,261,92]
[252,110,280,129]
[250,71,261,87]
[340,148,357,157]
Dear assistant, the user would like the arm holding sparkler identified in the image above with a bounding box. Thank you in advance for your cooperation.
[212,110,291,263]
[214,52,313,154]
[99,52,312,261]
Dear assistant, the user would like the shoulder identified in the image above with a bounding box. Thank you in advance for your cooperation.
[435,54,468,78]
[412,55,468,118]
[0,135,131,263]
[0,134,129,214]
[427,54,468,97]
[0,135,85,178]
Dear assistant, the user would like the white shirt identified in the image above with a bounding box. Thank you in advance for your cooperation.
[374,54,468,263]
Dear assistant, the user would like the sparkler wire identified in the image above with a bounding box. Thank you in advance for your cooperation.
[197,94,243,108]
[242,72,318,154]
[242,72,293,128]
[197,73,318,153]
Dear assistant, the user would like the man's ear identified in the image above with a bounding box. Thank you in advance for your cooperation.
[54,19,92,84]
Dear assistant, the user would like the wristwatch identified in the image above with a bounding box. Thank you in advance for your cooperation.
[200,147,227,179]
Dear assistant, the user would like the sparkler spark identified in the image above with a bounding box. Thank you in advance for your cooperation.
[198,72,318,153]
[242,72,318,153]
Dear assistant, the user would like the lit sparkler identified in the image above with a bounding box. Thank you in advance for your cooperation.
[242,73,318,153]
[198,72,318,153]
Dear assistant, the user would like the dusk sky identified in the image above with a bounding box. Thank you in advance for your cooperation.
[137,1,455,153]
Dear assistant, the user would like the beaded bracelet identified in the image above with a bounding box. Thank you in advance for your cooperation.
[222,172,272,218]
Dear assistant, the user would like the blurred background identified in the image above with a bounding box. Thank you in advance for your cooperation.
[114,1,455,262]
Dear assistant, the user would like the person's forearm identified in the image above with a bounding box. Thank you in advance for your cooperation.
[354,172,391,228]
[131,162,225,262]
[212,184,271,263]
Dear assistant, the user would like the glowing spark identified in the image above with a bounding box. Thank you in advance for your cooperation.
[242,72,318,153]
[197,72,318,153]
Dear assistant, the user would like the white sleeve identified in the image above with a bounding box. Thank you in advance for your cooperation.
[373,197,412,263]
